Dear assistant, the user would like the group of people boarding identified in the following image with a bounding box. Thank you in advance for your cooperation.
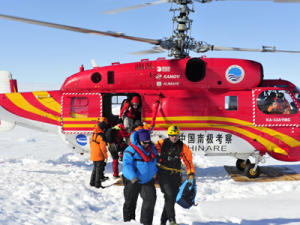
[89,96,195,225]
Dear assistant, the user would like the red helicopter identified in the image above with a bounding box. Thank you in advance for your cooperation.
[1,0,300,178]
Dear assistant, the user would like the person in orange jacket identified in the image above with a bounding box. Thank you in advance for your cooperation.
[155,125,195,225]
[90,117,109,189]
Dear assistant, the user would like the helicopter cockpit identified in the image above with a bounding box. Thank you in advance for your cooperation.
[257,90,298,115]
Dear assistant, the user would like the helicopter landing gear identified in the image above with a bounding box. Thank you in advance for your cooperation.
[242,152,265,178]
[244,163,261,178]
[236,159,251,171]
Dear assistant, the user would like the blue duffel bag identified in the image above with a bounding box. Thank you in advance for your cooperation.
[176,179,197,209]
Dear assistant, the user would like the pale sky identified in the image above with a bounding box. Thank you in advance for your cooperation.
[0,0,300,89]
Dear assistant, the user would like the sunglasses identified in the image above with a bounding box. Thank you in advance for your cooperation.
[142,141,151,145]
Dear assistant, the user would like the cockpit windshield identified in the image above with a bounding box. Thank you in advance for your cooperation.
[257,90,298,114]
[292,87,300,104]
[295,93,300,104]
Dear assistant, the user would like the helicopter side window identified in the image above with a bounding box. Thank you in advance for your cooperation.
[111,95,127,116]
[225,96,238,111]
[107,71,114,84]
[257,90,297,114]
[70,97,89,118]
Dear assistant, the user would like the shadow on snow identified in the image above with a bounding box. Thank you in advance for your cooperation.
[191,217,300,225]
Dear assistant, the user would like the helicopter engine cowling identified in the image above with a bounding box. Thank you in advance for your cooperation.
[184,57,263,90]
[0,71,16,131]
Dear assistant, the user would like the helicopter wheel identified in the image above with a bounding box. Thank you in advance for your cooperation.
[236,159,251,171]
[244,164,261,179]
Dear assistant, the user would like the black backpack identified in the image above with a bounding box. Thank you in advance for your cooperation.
[105,127,118,143]
[176,179,197,209]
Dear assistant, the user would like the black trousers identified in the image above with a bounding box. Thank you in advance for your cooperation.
[90,161,106,187]
[123,177,156,225]
[158,170,181,223]
[108,143,119,159]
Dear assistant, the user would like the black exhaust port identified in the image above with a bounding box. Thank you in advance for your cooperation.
[185,58,206,82]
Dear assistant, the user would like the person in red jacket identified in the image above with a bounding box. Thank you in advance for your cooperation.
[106,123,130,178]
[120,96,141,132]
[90,117,109,188]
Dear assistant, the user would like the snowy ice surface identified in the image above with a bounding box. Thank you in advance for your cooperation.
[1,126,300,225]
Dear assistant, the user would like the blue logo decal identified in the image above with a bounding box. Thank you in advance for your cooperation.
[76,134,87,146]
[225,65,245,84]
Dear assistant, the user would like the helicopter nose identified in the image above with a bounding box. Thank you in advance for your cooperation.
[284,146,300,161]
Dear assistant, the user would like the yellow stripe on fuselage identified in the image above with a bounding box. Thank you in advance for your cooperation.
[63,124,96,128]
[33,91,61,113]
[6,93,60,122]
[145,116,252,125]
[254,126,300,148]
[63,117,99,122]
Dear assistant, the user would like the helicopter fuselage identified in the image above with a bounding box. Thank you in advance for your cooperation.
[1,57,300,165]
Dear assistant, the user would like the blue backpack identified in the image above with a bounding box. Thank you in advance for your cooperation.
[176,179,197,209]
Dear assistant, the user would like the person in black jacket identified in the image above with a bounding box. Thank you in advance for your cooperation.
[155,125,195,225]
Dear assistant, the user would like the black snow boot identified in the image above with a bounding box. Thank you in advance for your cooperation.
[101,176,109,181]
[95,183,105,189]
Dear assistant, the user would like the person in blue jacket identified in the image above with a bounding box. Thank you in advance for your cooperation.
[122,129,158,225]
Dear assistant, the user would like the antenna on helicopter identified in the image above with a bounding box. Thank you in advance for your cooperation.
[91,59,99,68]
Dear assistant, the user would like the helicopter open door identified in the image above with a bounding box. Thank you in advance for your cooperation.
[253,88,300,126]
[102,93,142,127]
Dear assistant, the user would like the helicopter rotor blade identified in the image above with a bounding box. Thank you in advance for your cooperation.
[130,46,166,55]
[273,0,300,2]
[104,0,169,14]
[206,45,300,53]
[194,0,300,3]
[0,14,160,45]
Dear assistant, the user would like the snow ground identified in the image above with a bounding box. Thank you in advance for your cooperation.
[1,126,300,225]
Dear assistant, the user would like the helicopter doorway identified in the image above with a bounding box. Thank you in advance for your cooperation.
[102,93,141,127]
